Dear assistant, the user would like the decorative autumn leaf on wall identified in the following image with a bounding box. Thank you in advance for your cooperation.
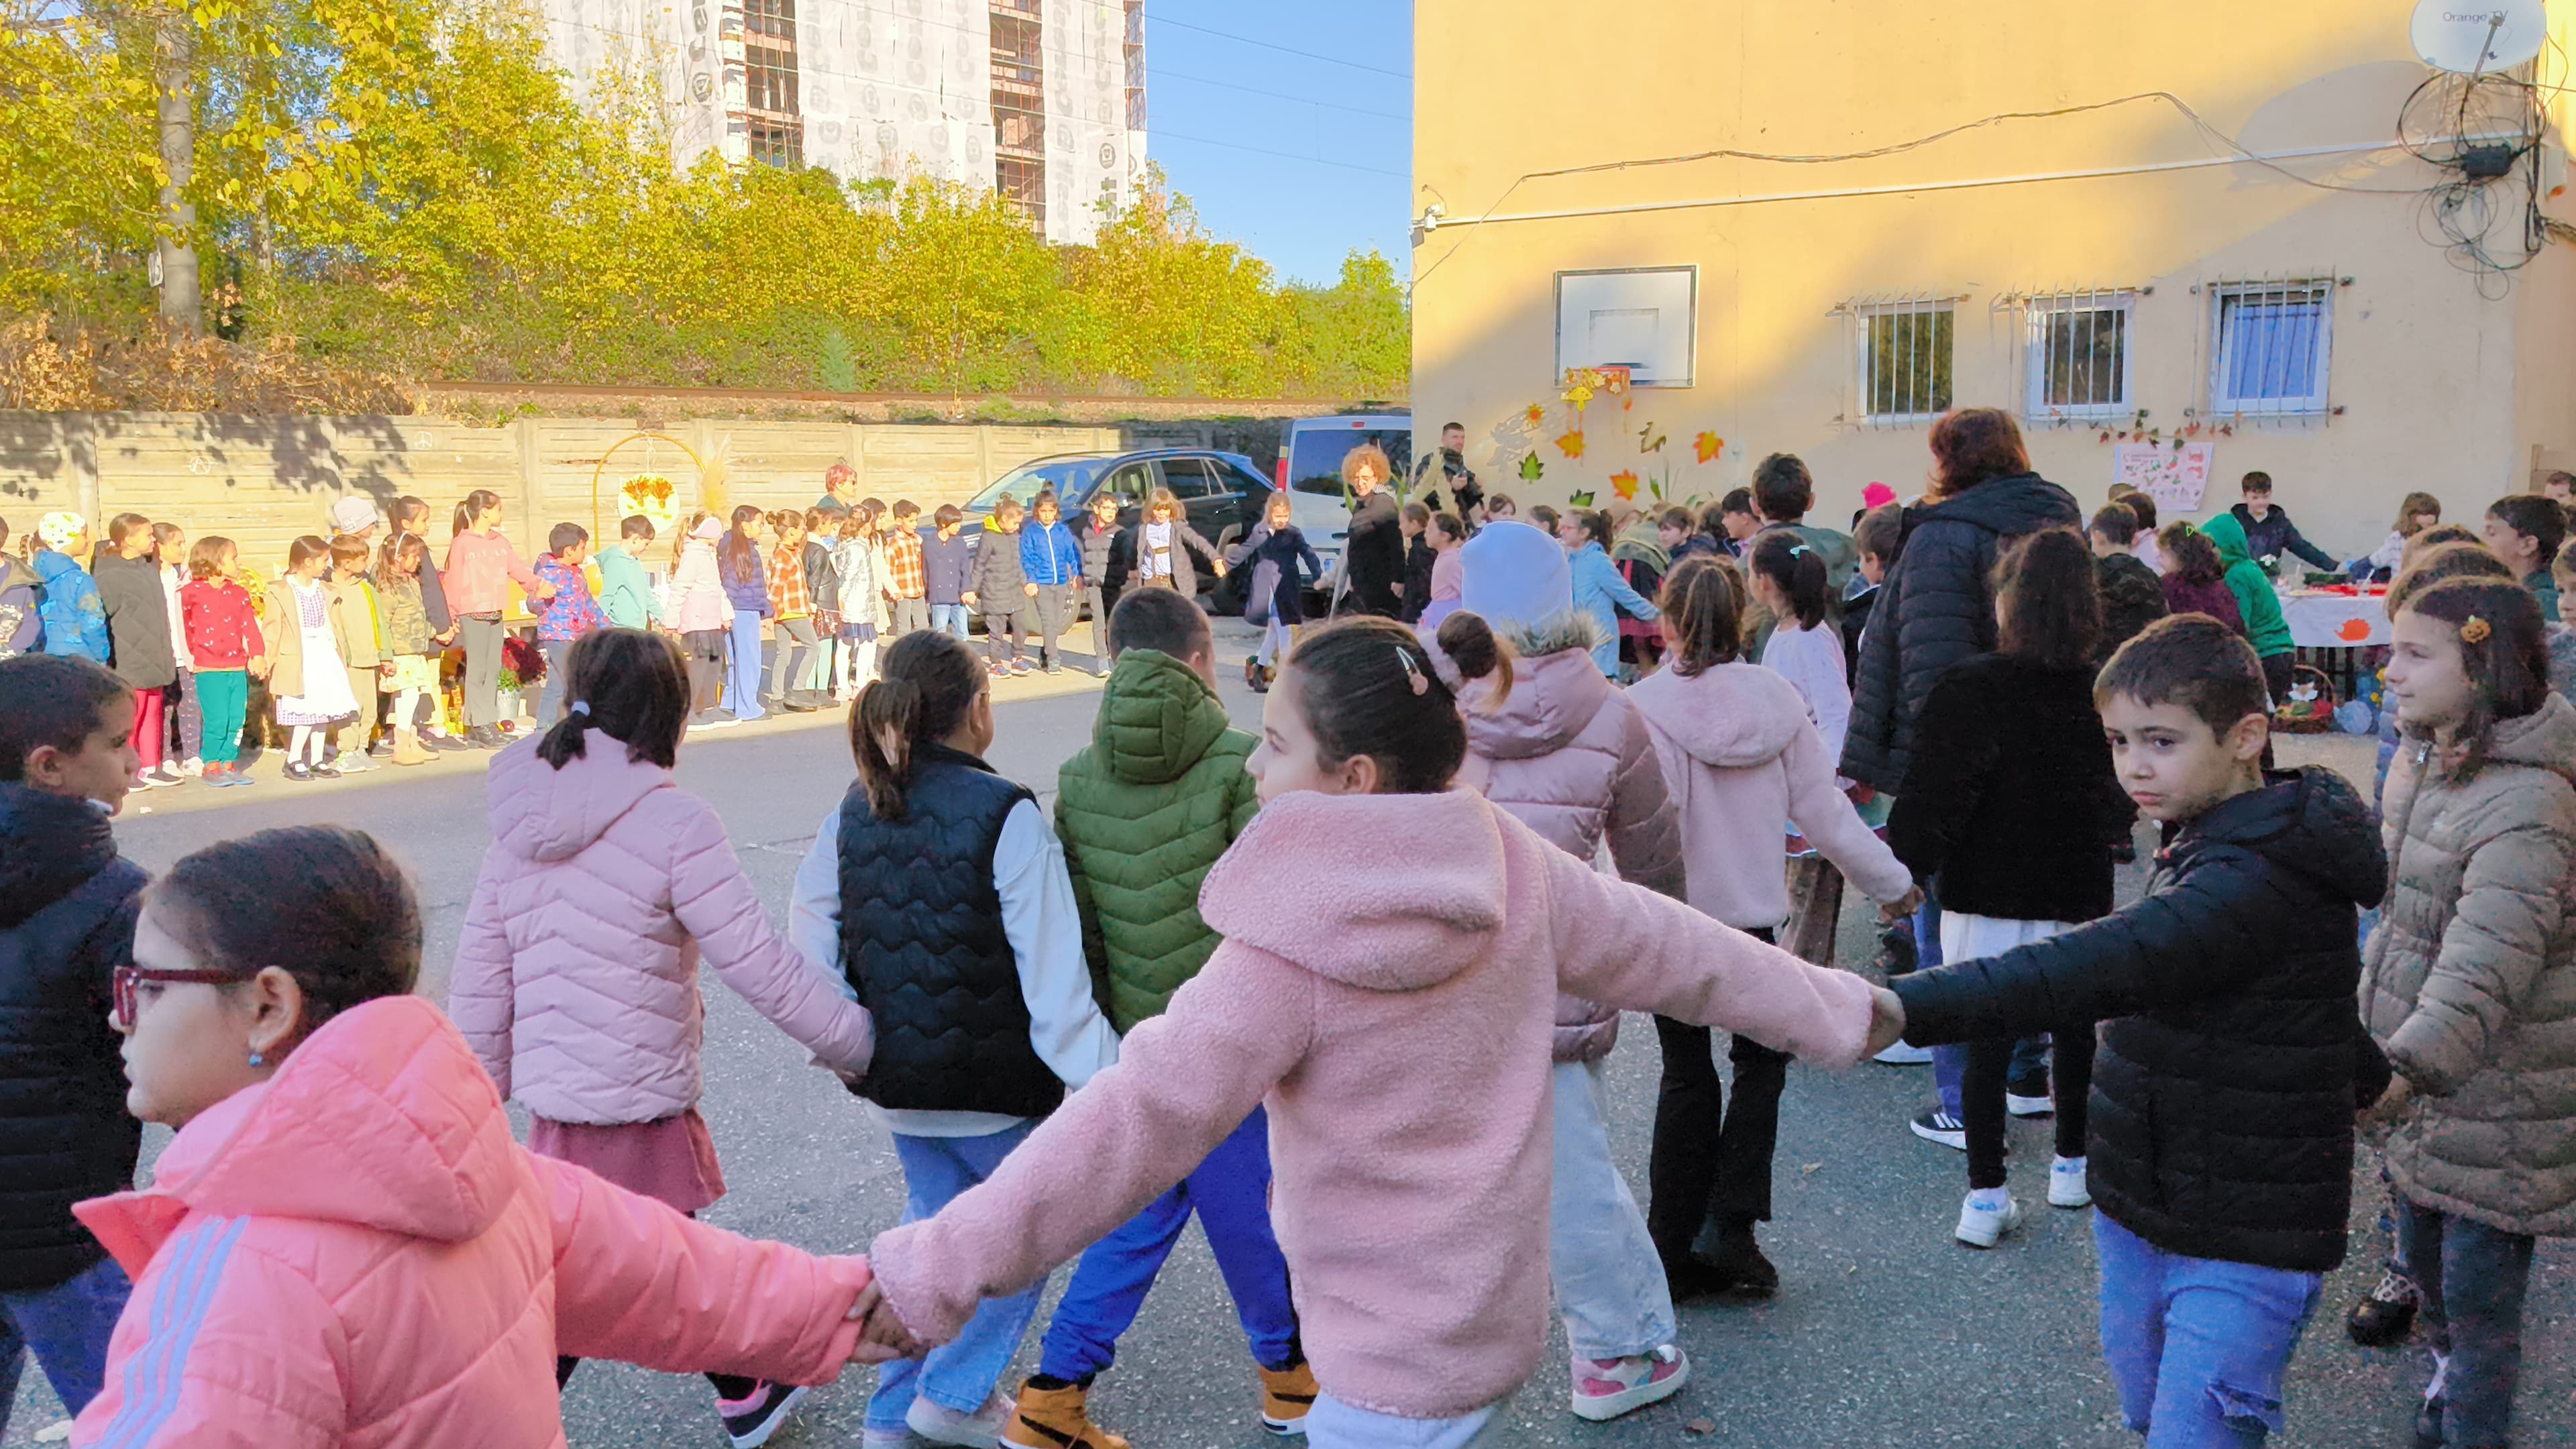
[1518,451,1544,482]
[1568,490,1597,508]
[1694,431,1725,464]
[1556,429,1587,460]
[1610,470,1640,501]
[1524,402,1547,427]
[1638,423,1667,453]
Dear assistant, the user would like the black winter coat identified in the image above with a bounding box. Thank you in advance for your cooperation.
[92,553,176,690]
[2094,553,2169,666]
[1888,654,2132,922]
[1840,473,2082,793]
[835,747,1062,1118]
[1892,768,2392,1273]
[1342,491,1404,617]
[0,785,145,1290]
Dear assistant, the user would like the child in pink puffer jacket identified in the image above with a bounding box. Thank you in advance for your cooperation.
[448,627,875,1444]
[853,616,1882,1448]
[1432,520,1695,1424]
[1626,555,1921,1298]
[80,825,881,1449]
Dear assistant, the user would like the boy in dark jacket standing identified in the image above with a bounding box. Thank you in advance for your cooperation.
[921,504,977,643]
[0,654,147,1432]
[1869,615,2390,1449]
[2088,502,2169,665]
[2231,472,2339,572]
[968,499,1031,676]
[1007,586,1310,1448]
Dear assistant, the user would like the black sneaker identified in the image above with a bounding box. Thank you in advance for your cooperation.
[282,761,316,783]
[1910,1108,1967,1150]
[2006,1069,2053,1118]
[1699,1221,1780,1301]
[2347,1269,2420,1347]
[718,1381,808,1448]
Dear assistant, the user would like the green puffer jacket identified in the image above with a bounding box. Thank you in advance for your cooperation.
[1055,647,1258,1032]
[2362,690,2576,1237]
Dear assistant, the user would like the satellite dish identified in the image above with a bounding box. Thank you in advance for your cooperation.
[2412,0,2548,74]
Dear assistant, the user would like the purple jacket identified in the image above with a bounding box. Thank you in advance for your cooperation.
[449,741,875,1125]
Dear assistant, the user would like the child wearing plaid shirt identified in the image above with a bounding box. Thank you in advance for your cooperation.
[883,501,928,635]
[765,512,821,712]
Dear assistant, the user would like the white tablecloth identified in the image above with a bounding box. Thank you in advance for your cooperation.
[2279,591,2389,648]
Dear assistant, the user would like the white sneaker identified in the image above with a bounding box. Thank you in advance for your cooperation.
[1955,1192,2024,1248]
[1570,1343,1688,1422]
[2049,1156,2093,1210]
[1873,1040,1935,1065]
[907,1389,1014,1448]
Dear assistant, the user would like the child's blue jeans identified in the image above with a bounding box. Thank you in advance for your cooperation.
[868,1123,1047,1432]
[721,608,767,721]
[2396,1197,2538,1449]
[2094,1213,2322,1448]
[1037,1106,1298,1383]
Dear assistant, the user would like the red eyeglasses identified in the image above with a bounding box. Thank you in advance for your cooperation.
[111,965,243,1030]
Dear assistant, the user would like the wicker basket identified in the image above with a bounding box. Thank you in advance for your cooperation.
[2274,663,2340,734]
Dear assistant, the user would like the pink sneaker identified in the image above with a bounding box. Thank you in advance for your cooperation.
[1571,1343,1688,1421]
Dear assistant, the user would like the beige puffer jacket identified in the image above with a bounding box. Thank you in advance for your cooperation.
[1450,612,1685,1062]
[2361,690,2576,1237]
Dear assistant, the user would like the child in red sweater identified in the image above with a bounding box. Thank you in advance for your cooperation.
[174,537,265,788]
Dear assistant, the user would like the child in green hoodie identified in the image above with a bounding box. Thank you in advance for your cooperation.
[2199,513,2296,702]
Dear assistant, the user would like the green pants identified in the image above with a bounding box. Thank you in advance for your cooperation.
[197,668,250,764]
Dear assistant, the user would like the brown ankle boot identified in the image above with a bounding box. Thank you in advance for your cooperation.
[391,728,431,766]
[1002,1379,1130,1449]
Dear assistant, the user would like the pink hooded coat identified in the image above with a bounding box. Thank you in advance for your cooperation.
[449,739,873,1125]
[1452,629,1685,1061]
[72,997,871,1448]
[1627,661,1915,929]
[867,789,1872,1420]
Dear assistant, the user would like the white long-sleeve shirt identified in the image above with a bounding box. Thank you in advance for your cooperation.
[792,797,1120,1138]
[1760,620,1854,767]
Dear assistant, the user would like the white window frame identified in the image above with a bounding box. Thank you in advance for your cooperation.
[1855,299,1955,425]
[2022,290,2139,422]
[1554,266,1697,388]
[2208,279,2333,418]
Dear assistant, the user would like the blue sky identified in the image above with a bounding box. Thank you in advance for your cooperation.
[1140,1,1413,287]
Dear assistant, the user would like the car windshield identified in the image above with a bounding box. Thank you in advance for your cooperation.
[967,458,1108,512]
[1288,426,1413,498]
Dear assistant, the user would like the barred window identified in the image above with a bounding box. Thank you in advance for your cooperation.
[1857,300,1953,423]
[2210,280,2332,416]
[749,118,802,169]
[2023,290,2137,419]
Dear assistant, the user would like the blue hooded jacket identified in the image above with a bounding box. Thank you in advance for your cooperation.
[31,551,107,663]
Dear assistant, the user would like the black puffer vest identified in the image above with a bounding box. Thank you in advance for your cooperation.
[836,745,1063,1118]
[0,785,145,1290]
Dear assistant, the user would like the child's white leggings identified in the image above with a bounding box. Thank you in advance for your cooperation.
[1258,617,1293,667]
[836,638,879,694]
[389,686,427,733]
[286,724,326,765]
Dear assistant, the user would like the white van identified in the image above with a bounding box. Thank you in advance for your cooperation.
[1275,412,1413,597]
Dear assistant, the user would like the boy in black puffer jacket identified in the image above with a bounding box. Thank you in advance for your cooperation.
[1870,614,2390,1449]
[0,654,148,1431]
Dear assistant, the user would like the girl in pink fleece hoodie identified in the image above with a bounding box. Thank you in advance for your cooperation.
[857,615,1888,1447]
[83,824,879,1449]
[447,628,877,1444]
[1625,556,1921,1299]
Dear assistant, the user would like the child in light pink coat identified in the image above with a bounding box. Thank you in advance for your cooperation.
[82,825,880,1449]
[856,614,1883,1446]
[1626,555,1920,1297]
[448,627,875,1443]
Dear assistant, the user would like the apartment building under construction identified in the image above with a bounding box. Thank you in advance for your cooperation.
[537,0,1147,244]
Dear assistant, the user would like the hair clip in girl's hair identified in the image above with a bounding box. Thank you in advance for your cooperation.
[2461,614,2492,645]
[1788,543,1811,557]
[569,700,592,717]
[1395,646,1430,696]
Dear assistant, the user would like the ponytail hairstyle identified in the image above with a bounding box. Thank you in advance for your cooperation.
[851,629,987,820]
[1992,529,2102,670]
[1282,614,1503,796]
[286,534,333,575]
[719,504,763,580]
[1748,529,1829,629]
[1574,509,1613,550]
[2157,521,2224,586]
[672,509,714,571]
[1657,554,1745,675]
[452,488,500,537]
[2398,578,2550,776]
[536,629,691,771]
[148,826,421,1051]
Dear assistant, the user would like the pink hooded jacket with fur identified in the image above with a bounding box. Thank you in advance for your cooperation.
[449,739,873,1125]
[1454,629,1685,1061]
[1627,661,1915,929]
[72,998,871,1448]
[867,789,1872,1420]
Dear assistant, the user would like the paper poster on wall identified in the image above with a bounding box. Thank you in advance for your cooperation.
[2113,441,2214,515]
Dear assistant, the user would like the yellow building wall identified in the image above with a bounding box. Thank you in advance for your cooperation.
[1413,1,2576,556]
